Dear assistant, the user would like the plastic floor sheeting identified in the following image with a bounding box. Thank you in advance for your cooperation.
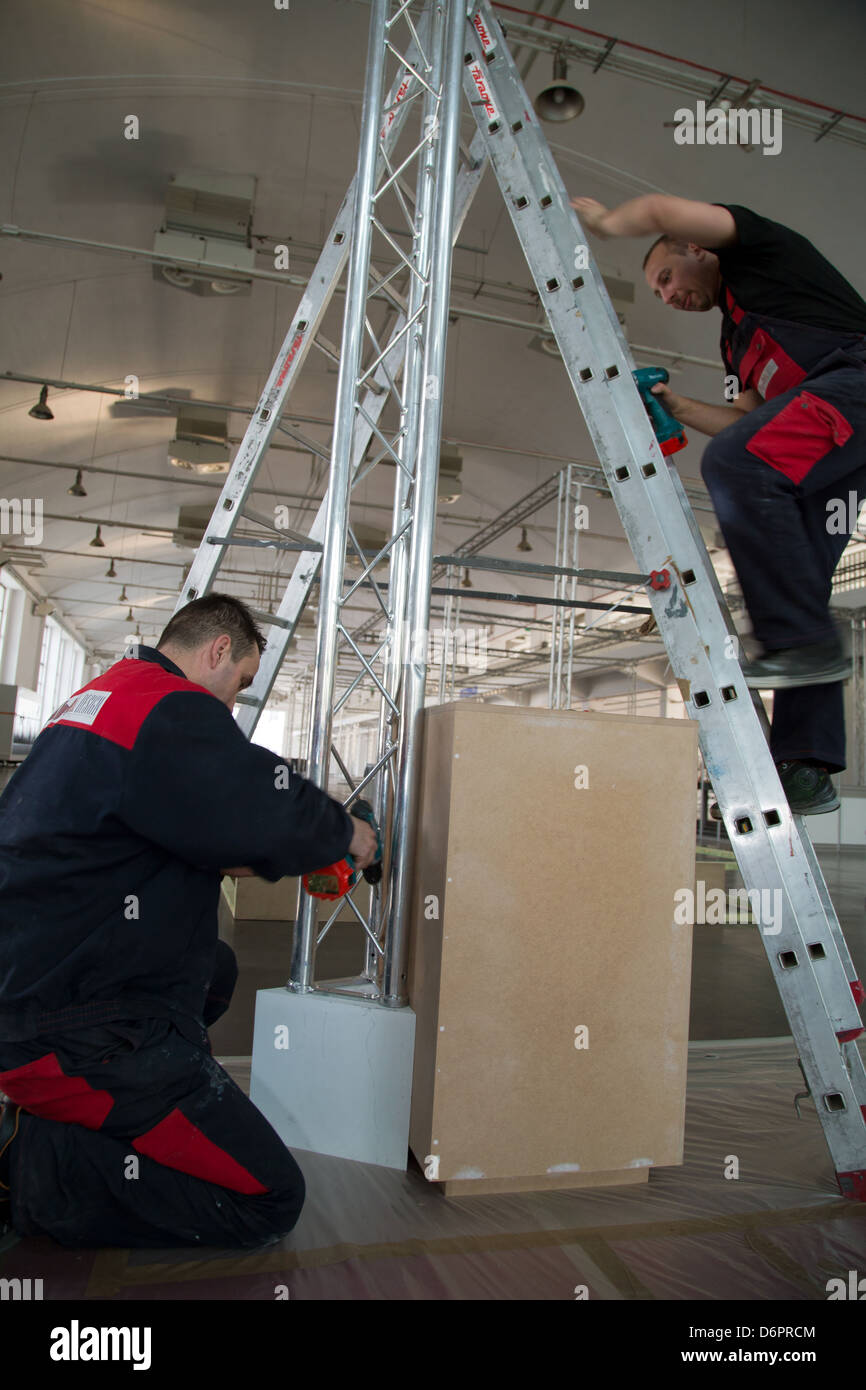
[7,1036,861,1301]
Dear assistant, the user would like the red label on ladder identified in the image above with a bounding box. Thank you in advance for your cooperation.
[380,72,413,140]
[469,63,499,123]
[472,12,496,55]
[276,331,306,389]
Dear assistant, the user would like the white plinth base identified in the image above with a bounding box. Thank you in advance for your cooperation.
[249,985,416,1170]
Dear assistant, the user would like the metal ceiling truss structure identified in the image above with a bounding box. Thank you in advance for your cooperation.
[172,0,490,1005]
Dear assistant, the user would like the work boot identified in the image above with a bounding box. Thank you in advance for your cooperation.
[740,639,851,689]
[709,760,840,820]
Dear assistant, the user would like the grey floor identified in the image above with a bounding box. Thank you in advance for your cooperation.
[209,846,866,1056]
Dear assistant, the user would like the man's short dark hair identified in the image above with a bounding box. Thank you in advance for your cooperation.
[642,234,692,271]
[157,594,266,659]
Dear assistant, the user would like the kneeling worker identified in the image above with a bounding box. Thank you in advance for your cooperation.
[0,594,377,1249]
[572,194,866,816]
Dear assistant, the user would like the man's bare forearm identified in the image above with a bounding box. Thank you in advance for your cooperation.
[670,396,755,437]
[595,194,662,238]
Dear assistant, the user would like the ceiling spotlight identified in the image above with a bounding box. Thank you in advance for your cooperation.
[461,568,473,589]
[68,469,87,497]
[28,385,54,421]
[534,53,585,123]
[119,585,128,602]
[125,606,134,622]
[89,525,105,547]
[517,527,533,552]
[438,444,463,504]
[105,558,117,578]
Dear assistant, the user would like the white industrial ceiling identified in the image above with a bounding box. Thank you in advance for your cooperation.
[1,0,864,695]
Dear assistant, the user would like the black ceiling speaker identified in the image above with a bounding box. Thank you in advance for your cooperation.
[534,53,584,123]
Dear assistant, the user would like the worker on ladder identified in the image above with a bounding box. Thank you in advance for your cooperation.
[572,195,866,817]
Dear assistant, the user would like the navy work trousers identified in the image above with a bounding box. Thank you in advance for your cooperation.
[700,346,866,772]
[0,940,306,1249]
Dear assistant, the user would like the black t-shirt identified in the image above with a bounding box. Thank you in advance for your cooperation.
[713,204,866,334]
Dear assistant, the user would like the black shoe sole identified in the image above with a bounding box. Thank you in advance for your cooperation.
[743,662,852,689]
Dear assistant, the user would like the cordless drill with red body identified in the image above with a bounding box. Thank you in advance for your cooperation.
[302,797,383,901]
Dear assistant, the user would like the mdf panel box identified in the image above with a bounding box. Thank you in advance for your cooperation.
[407,703,697,1196]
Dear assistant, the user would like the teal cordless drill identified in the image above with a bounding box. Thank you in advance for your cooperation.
[633,367,688,456]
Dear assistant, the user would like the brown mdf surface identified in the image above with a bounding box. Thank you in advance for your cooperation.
[407,703,697,1191]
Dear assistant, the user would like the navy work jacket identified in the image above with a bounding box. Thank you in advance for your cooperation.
[0,646,353,1040]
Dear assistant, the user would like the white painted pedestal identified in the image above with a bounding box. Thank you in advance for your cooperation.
[249,985,417,1169]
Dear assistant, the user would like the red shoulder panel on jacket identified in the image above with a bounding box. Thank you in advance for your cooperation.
[42,658,214,750]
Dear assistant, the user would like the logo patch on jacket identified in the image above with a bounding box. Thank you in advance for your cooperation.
[45,689,112,727]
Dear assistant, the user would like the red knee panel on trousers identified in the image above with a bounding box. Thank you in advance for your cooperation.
[132,1106,269,1194]
[746,391,854,483]
[0,1053,114,1127]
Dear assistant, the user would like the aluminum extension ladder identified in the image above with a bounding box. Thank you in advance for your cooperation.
[171,0,865,1198]
[460,1,865,1199]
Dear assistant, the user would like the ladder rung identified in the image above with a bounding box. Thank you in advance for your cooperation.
[245,607,293,630]
[313,333,341,366]
[240,507,323,549]
[205,534,322,553]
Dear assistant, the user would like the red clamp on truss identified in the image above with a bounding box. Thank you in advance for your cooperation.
[649,569,671,590]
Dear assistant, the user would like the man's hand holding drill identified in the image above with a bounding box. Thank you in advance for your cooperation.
[348,814,378,870]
